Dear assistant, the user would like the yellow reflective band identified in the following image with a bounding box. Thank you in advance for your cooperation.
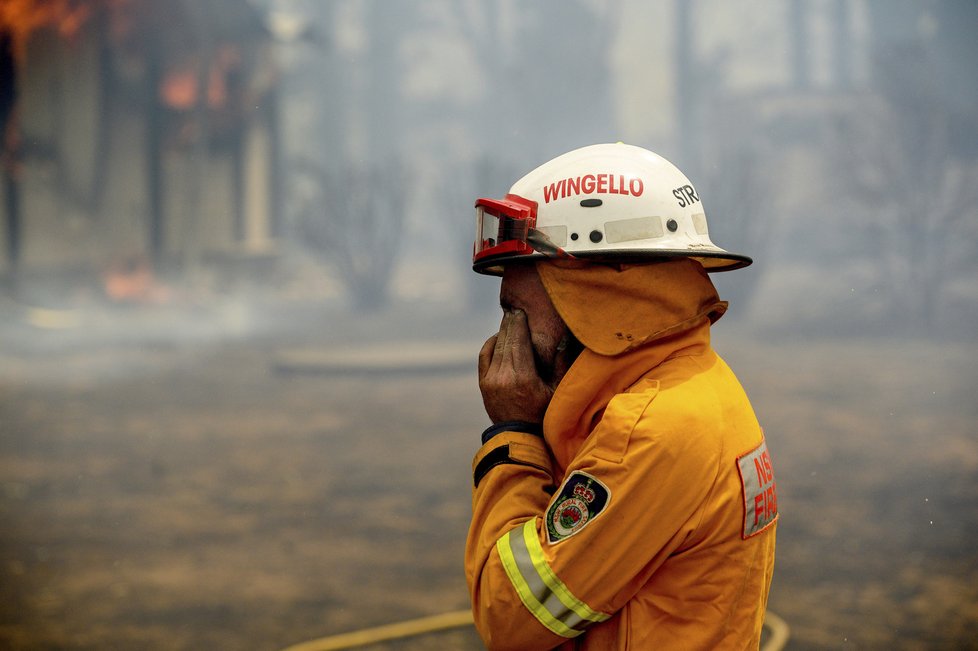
[520,520,610,625]
[497,526,581,638]
[495,519,609,639]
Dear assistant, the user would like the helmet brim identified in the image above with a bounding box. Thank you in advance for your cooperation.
[472,249,753,276]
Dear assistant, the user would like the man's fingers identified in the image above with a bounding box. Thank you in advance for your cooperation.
[479,334,498,379]
[504,309,536,370]
[482,309,539,383]
[478,309,553,425]
[493,311,511,361]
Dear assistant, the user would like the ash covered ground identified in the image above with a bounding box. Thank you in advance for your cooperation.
[1,287,976,650]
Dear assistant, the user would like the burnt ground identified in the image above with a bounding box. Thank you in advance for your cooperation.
[0,295,976,650]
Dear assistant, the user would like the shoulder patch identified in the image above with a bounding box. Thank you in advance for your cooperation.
[737,439,778,539]
[545,471,611,544]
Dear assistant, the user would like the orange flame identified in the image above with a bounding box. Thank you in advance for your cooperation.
[0,0,113,58]
[102,254,172,304]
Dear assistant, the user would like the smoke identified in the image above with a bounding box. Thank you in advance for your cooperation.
[1,1,976,648]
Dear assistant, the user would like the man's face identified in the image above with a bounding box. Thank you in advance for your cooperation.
[499,263,569,383]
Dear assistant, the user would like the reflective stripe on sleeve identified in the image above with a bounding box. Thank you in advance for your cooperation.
[495,519,610,638]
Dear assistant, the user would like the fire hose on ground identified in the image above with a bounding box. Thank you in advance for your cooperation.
[280,609,790,651]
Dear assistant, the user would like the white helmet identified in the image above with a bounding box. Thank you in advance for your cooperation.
[473,143,751,274]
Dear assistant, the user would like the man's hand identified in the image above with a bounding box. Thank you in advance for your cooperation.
[478,309,555,424]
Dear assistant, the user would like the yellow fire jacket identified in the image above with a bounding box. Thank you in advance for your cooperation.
[466,260,777,650]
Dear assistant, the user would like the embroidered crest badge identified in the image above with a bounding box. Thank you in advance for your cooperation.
[545,471,611,544]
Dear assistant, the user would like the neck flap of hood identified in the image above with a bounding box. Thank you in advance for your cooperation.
[536,258,726,356]
[537,259,726,473]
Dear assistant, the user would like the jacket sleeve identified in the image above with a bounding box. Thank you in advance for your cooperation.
[464,382,722,650]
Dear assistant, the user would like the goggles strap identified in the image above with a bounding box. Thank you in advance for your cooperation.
[527,228,577,261]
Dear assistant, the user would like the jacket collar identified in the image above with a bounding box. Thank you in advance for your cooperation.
[537,261,726,475]
[544,320,713,474]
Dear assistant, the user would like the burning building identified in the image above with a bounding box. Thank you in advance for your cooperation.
[0,0,282,287]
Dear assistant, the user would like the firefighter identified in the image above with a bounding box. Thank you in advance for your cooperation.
[466,143,777,650]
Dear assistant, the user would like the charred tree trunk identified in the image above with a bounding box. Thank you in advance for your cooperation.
[1,27,22,279]
[145,34,165,266]
[1,154,20,278]
[674,0,699,172]
[832,0,852,89]
[230,113,246,243]
[790,0,810,90]
[265,88,283,239]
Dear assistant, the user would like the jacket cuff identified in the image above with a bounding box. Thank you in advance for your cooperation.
[472,430,552,488]
[481,420,543,445]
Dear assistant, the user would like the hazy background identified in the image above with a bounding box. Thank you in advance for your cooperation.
[1,1,976,649]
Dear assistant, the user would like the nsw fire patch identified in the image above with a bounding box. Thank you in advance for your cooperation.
[737,439,778,539]
[545,471,610,544]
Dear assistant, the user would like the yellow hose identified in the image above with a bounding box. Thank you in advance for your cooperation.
[762,610,791,651]
[281,608,789,651]
[280,609,474,651]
